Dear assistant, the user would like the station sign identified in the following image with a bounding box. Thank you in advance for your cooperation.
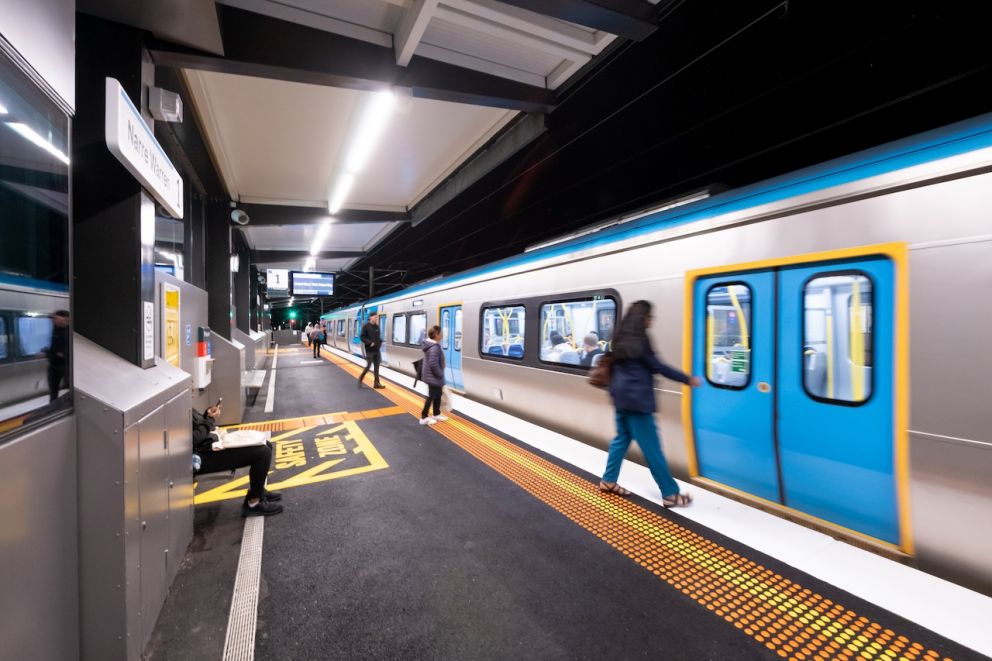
[105,77,184,218]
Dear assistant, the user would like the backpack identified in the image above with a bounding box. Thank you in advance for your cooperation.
[412,358,424,387]
[587,352,613,389]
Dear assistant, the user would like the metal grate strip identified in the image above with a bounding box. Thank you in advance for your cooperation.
[222,516,264,661]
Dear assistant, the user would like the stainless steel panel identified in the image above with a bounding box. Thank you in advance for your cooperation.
[908,240,992,445]
[124,423,142,661]
[165,391,194,581]
[138,406,170,650]
[76,392,127,661]
[209,333,246,425]
[0,0,75,110]
[0,415,79,661]
[910,432,992,594]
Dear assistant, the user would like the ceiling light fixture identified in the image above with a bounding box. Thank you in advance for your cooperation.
[309,220,332,256]
[327,89,395,213]
[0,103,8,115]
[303,257,316,272]
[6,122,70,164]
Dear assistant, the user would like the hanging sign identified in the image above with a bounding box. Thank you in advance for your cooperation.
[105,77,184,218]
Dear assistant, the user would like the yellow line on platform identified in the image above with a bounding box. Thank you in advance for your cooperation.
[319,350,956,661]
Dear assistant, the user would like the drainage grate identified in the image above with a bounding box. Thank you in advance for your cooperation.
[222,517,264,661]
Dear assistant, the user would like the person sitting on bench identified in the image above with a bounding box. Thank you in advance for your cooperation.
[193,403,283,517]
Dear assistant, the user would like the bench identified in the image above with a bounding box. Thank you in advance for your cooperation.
[242,369,267,406]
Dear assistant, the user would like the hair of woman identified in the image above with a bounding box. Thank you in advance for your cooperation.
[612,300,652,361]
[427,324,442,340]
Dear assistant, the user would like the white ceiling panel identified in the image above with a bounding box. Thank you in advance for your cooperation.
[422,15,565,78]
[243,222,395,251]
[260,258,355,272]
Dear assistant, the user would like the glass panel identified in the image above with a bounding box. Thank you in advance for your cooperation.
[0,51,72,439]
[454,309,463,352]
[408,313,427,345]
[481,305,526,358]
[539,298,616,367]
[705,284,752,388]
[337,319,344,336]
[803,273,873,403]
[441,309,450,349]
[392,315,407,344]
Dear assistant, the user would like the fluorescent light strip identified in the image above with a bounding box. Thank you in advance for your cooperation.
[0,103,8,115]
[344,90,396,173]
[6,122,70,164]
[328,173,354,214]
[309,221,332,256]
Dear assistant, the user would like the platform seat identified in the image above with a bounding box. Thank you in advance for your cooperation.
[242,369,266,406]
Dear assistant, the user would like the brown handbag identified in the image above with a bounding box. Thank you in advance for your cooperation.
[587,352,613,389]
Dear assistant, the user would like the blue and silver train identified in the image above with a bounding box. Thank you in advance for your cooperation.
[324,114,992,595]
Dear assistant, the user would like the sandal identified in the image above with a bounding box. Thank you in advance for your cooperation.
[663,493,693,508]
[598,481,631,496]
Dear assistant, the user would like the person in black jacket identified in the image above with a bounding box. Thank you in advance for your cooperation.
[358,312,385,389]
[193,403,283,517]
[46,310,70,402]
[600,300,701,507]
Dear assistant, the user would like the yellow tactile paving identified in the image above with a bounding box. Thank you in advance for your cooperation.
[226,405,405,432]
[320,350,957,661]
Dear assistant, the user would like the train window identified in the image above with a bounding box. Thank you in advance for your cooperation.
[539,297,616,367]
[441,309,450,349]
[705,284,752,389]
[0,51,72,440]
[392,315,407,344]
[481,305,526,359]
[408,312,427,345]
[337,319,345,336]
[803,273,873,404]
[454,308,463,352]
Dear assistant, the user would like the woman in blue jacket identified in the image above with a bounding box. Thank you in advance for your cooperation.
[600,300,701,507]
[420,325,449,425]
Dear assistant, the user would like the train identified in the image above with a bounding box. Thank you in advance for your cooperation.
[322,113,992,595]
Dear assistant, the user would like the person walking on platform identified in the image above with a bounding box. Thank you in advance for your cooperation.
[358,312,385,388]
[600,300,701,507]
[419,325,448,425]
[192,403,282,517]
[304,322,313,347]
[310,324,323,358]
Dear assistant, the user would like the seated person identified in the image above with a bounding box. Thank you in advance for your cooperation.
[579,333,604,367]
[544,331,572,361]
[193,403,283,517]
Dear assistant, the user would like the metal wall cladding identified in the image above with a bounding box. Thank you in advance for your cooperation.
[0,415,78,661]
[210,333,246,426]
[0,0,75,110]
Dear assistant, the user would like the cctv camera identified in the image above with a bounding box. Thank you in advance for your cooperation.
[231,209,250,225]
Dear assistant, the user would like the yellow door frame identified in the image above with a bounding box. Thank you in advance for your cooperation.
[680,242,912,554]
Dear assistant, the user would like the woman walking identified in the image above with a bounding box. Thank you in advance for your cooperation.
[419,325,450,425]
[600,300,701,507]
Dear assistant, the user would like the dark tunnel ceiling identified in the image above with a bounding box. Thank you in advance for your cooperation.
[279,0,992,313]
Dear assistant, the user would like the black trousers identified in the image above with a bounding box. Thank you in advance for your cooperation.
[47,363,66,402]
[359,351,381,384]
[198,443,272,500]
[313,340,321,357]
[421,385,442,418]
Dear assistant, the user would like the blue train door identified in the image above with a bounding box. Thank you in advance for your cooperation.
[378,314,387,363]
[691,255,898,545]
[439,305,463,390]
[691,272,780,502]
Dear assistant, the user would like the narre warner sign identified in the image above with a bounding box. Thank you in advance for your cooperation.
[105,77,184,218]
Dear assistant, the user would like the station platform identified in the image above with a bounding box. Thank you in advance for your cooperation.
[145,342,992,661]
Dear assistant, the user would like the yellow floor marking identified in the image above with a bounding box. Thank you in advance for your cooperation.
[319,350,958,661]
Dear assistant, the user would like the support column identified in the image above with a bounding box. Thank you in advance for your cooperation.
[233,229,251,333]
[249,265,260,331]
[73,15,157,368]
[205,200,233,339]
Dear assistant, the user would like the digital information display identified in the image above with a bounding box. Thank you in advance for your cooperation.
[291,271,335,296]
[266,268,289,291]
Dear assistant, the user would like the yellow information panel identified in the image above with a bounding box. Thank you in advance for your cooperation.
[194,420,388,504]
[162,283,181,368]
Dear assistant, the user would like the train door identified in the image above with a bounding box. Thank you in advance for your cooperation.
[378,314,387,363]
[351,313,363,356]
[690,254,900,545]
[439,305,463,389]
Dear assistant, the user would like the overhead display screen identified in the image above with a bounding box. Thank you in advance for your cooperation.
[291,271,335,296]
[266,269,289,292]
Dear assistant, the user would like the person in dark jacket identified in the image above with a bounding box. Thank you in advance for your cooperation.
[358,313,385,389]
[419,325,449,425]
[46,310,70,402]
[579,333,603,367]
[193,403,283,517]
[600,300,701,507]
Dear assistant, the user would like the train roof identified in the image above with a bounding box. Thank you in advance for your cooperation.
[323,111,992,318]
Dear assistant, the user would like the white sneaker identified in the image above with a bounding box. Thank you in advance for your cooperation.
[419,417,435,426]
[434,415,449,422]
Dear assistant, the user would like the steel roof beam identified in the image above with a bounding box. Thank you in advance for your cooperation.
[238,203,410,226]
[149,5,557,113]
[495,0,662,42]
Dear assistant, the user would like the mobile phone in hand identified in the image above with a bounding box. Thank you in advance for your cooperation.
[214,397,223,408]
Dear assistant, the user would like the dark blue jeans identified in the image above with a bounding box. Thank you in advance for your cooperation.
[602,409,679,498]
